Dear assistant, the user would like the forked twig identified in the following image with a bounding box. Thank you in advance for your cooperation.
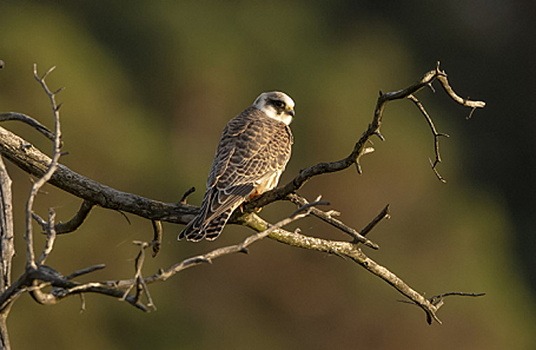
[245,62,485,211]
[24,65,63,269]
[407,94,450,182]
[287,193,380,249]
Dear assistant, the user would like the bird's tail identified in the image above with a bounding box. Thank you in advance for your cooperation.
[178,208,233,242]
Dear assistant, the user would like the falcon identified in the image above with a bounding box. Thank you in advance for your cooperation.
[179,91,295,242]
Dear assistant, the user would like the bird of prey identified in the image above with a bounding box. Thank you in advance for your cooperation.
[179,91,295,242]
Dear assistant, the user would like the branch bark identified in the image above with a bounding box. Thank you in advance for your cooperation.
[0,124,195,223]
[0,157,13,349]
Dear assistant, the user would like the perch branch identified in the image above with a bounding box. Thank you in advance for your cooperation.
[0,125,196,223]
[245,62,485,211]
[0,64,486,324]
[0,64,484,228]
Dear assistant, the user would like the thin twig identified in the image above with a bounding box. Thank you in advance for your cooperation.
[179,187,196,204]
[36,208,57,265]
[65,264,106,280]
[122,241,155,310]
[398,291,486,324]
[407,94,450,182]
[358,204,390,237]
[33,200,95,235]
[150,220,163,257]
[0,112,55,141]
[287,193,380,249]
[24,64,63,269]
[429,291,486,307]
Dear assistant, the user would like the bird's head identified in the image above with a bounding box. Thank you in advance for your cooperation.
[253,91,295,125]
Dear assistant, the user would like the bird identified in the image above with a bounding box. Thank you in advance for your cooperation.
[178,91,295,242]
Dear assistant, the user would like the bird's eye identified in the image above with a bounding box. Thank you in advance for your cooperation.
[273,100,285,108]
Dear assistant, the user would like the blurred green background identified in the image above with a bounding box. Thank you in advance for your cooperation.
[1,1,535,349]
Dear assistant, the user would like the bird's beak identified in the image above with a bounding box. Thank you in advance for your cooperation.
[288,109,295,117]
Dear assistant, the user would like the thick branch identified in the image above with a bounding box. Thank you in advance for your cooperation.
[0,126,195,224]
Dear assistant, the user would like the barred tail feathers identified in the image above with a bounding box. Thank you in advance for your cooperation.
[204,208,234,240]
[178,186,249,242]
[178,208,234,242]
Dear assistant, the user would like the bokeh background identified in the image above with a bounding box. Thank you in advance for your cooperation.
[1,1,535,349]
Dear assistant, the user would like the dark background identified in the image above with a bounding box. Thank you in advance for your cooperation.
[1,1,534,349]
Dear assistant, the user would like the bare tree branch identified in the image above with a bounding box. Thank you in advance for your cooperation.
[0,64,487,329]
[0,157,14,349]
[0,125,195,223]
[358,204,391,237]
[122,241,155,311]
[0,158,14,293]
[34,200,94,235]
[398,291,486,324]
[240,213,446,323]
[244,62,485,211]
[150,220,163,257]
[0,112,55,141]
[407,94,449,182]
[36,209,57,265]
[287,193,381,248]
[24,65,64,269]
[17,199,327,313]
[0,63,486,229]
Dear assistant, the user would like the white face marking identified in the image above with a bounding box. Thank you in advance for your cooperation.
[253,91,295,125]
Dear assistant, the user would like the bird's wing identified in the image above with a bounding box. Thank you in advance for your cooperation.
[203,107,293,223]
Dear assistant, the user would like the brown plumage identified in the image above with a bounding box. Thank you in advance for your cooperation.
[179,91,295,242]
